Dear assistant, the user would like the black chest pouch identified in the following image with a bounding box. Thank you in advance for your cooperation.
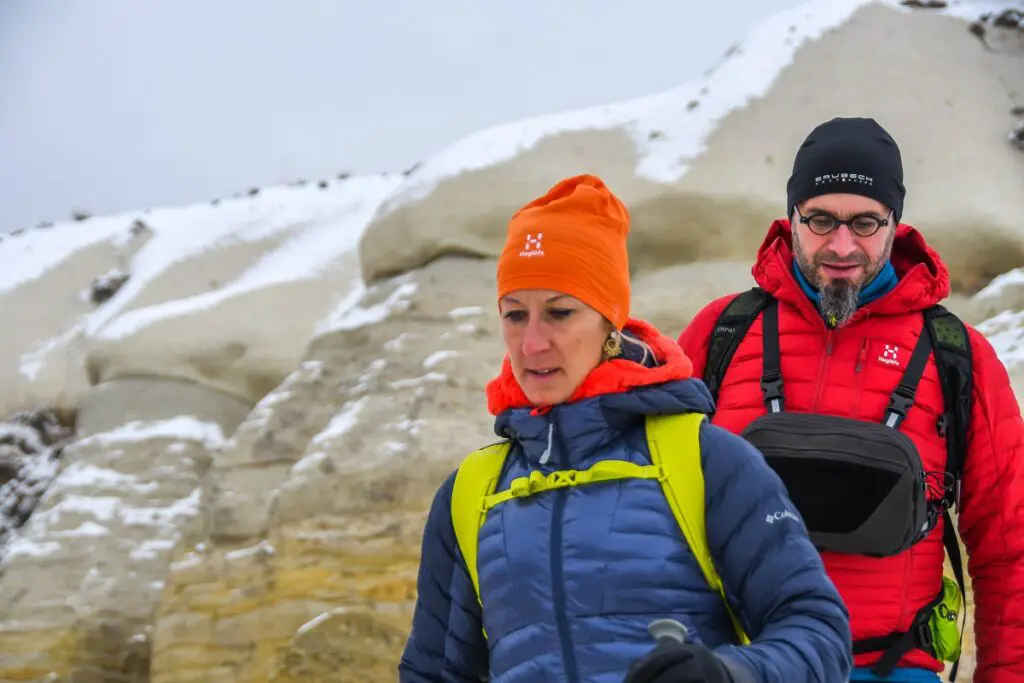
[734,298,954,559]
[741,411,930,557]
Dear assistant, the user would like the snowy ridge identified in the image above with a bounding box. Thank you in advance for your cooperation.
[7,173,401,390]
[375,0,1002,215]
[87,176,400,341]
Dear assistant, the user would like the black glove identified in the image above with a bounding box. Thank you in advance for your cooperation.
[623,639,734,683]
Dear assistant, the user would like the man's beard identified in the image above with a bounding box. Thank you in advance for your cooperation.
[817,279,860,329]
[794,246,875,329]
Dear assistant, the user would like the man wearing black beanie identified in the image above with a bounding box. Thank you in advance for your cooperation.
[672,117,1024,682]
[783,116,906,328]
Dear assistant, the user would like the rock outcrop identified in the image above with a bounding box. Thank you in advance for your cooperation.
[0,176,401,415]
[359,2,1024,293]
[0,379,245,681]
[149,258,502,683]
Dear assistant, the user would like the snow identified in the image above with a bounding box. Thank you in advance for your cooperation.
[448,306,484,319]
[309,398,368,447]
[52,521,110,537]
[130,538,177,561]
[0,413,217,567]
[0,215,131,296]
[296,607,349,636]
[978,310,1024,370]
[230,359,326,439]
[317,276,418,334]
[119,488,201,528]
[352,358,389,397]
[4,485,202,561]
[424,350,460,369]
[19,323,84,381]
[293,397,369,475]
[940,0,1023,22]
[224,539,276,560]
[88,175,401,341]
[3,537,61,561]
[389,372,448,390]
[377,0,929,214]
[55,462,160,495]
[0,422,46,454]
[394,417,427,437]
[43,494,121,522]
[384,332,414,352]
[75,416,226,450]
[12,174,401,380]
[975,267,1024,300]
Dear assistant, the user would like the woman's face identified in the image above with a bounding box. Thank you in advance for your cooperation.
[499,289,610,406]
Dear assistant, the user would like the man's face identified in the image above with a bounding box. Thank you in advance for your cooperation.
[792,193,896,326]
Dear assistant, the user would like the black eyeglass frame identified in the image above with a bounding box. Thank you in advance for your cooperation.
[794,206,894,237]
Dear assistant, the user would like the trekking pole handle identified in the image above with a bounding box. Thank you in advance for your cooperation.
[648,618,690,646]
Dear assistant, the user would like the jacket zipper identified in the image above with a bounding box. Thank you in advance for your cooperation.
[548,414,580,683]
[811,328,836,410]
[851,337,869,416]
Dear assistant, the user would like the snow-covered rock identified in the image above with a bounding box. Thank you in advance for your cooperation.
[0,408,74,556]
[359,0,1024,295]
[0,174,403,414]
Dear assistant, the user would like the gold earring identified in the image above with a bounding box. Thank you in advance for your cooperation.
[603,331,622,359]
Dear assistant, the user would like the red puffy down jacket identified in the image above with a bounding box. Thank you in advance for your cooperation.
[679,219,1024,681]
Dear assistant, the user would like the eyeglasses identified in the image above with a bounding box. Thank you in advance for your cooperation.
[794,207,893,237]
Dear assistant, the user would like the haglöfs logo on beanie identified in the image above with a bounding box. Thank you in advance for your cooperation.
[519,232,544,258]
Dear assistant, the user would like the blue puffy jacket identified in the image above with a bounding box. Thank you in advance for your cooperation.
[399,322,852,683]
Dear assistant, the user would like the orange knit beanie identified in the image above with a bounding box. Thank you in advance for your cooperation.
[496,174,631,329]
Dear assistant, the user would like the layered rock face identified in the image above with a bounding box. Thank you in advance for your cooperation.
[0,1,1021,681]
[150,258,502,683]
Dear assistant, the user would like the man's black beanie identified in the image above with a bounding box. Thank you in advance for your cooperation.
[786,117,906,222]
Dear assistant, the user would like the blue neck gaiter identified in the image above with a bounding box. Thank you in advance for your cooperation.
[792,259,898,309]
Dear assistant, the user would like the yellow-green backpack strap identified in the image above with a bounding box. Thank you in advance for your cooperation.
[450,440,511,607]
[645,413,751,645]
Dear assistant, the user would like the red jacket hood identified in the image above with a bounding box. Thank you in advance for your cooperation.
[485,318,693,416]
[752,219,951,316]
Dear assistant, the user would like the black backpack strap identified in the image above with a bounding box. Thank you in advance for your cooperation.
[942,508,967,682]
[924,305,973,507]
[925,305,972,682]
[883,327,934,430]
[852,585,944,673]
[855,511,967,681]
[855,306,973,681]
[703,287,773,405]
[760,299,784,413]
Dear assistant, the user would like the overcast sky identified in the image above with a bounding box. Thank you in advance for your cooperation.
[0,0,805,231]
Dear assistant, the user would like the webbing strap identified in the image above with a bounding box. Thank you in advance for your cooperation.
[855,512,967,678]
[483,461,663,511]
[704,287,772,403]
[760,299,784,413]
[853,593,939,674]
[943,509,966,681]
[884,325,933,429]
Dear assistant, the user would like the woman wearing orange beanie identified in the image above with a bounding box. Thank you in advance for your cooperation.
[400,175,852,683]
